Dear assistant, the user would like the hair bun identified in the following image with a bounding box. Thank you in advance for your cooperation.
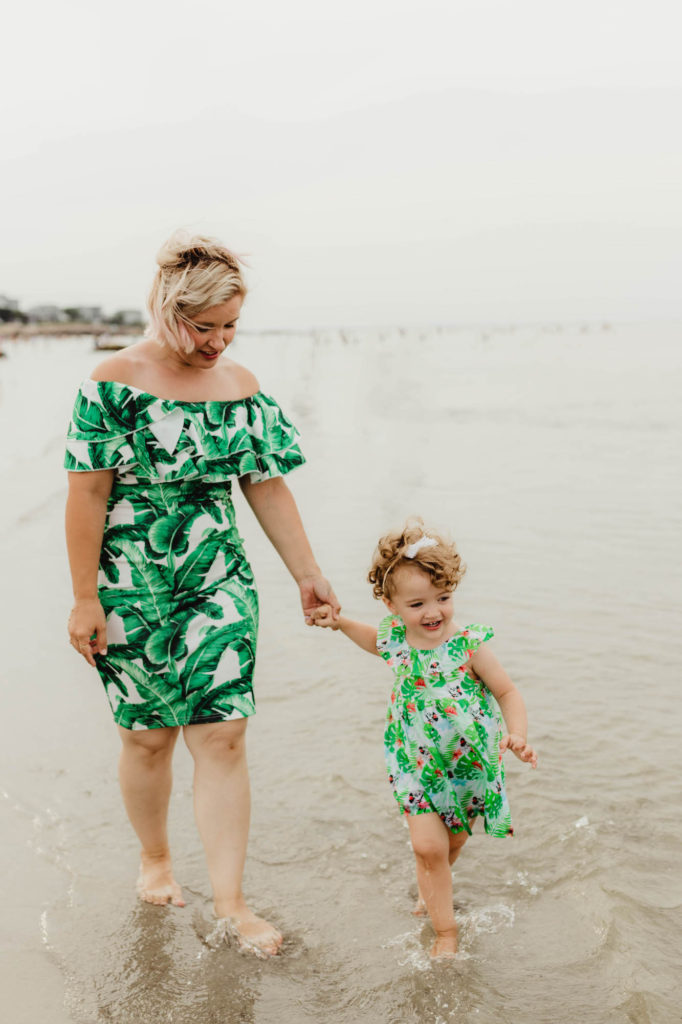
[155,230,241,271]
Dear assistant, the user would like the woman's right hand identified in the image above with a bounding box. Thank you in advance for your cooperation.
[68,599,108,667]
[307,604,340,630]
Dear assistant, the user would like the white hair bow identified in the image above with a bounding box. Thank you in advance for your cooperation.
[405,536,438,558]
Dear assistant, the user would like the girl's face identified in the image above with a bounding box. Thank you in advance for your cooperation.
[183,295,243,368]
[384,565,455,649]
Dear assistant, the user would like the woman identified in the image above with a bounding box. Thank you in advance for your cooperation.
[65,232,339,957]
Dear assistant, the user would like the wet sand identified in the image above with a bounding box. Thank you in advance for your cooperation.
[1,327,681,1023]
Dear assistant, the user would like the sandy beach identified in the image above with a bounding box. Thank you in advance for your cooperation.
[1,325,681,1023]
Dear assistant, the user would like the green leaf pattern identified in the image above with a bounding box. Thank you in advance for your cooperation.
[378,616,514,837]
[64,381,305,730]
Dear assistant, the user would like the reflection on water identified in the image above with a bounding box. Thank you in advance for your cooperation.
[1,325,681,1023]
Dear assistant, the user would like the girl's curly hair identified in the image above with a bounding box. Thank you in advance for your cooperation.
[368,517,466,600]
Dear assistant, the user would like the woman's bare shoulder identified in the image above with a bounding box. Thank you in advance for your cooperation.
[89,342,156,385]
[223,358,260,397]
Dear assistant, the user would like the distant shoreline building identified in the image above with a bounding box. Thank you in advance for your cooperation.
[0,293,144,328]
[27,304,68,323]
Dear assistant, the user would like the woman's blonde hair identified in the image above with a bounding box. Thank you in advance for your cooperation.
[145,230,247,353]
[368,517,466,600]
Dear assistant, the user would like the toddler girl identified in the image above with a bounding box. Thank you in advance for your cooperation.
[310,519,537,958]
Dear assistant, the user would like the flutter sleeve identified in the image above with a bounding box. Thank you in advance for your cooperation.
[461,624,495,653]
[64,378,142,473]
[237,392,306,483]
[376,613,409,665]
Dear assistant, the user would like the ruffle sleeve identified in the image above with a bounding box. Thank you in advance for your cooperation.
[376,613,410,666]
[440,624,494,672]
[64,379,305,485]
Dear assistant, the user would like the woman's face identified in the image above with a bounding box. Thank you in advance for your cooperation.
[182,295,243,368]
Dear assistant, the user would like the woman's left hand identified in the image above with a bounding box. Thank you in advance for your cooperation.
[298,575,341,625]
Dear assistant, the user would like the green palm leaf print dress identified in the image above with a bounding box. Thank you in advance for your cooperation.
[64,379,305,731]
[378,615,514,837]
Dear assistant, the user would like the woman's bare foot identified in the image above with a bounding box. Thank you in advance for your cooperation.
[215,899,282,958]
[136,851,185,907]
[430,929,458,959]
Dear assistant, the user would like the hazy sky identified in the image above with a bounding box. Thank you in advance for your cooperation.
[2,0,681,327]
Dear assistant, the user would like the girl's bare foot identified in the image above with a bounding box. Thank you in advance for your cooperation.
[215,899,282,958]
[136,851,185,907]
[430,929,458,959]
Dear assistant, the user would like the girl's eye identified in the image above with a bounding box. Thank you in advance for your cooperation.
[410,602,423,608]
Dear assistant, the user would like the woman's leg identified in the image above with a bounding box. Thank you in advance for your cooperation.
[117,724,184,906]
[408,813,465,957]
[182,719,282,955]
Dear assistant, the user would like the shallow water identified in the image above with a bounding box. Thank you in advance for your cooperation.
[1,324,680,1023]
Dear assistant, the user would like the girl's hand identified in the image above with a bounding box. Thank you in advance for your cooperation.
[500,733,538,768]
[299,575,341,625]
[307,604,340,629]
[68,599,108,667]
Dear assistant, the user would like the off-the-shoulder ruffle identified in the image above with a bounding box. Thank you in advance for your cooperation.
[64,379,305,485]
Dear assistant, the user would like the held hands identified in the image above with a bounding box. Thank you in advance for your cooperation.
[499,733,538,768]
[307,604,340,629]
[68,599,108,667]
[298,576,341,625]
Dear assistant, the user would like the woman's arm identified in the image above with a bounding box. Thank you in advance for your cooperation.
[308,607,379,656]
[469,644,538,767]
[239,475,340,622]
[65,470,114,666]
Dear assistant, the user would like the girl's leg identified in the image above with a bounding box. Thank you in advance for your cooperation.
[414,820,469,916]
[408,813,464,957]
[182,719,282,956]
[117,724,185,906]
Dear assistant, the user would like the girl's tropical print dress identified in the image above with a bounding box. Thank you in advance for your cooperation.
[378,615,513,837]
[64,379,304,731]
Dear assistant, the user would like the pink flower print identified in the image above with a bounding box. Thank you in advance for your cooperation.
[472,761,483,770]
[391,691,396,704]
[453,749,462,760]
[415,678,426,689]
[387,659,394,666]
[462,629,470,637]
[418,799,429,809]
[406,701,416,712]
[444,706,458,716]
[391,619,399,627]
[416,757,424,768]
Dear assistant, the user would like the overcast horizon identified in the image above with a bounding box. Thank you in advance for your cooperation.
[2,0,681,329]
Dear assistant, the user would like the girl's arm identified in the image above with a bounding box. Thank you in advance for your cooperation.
[469,644,538,767]
[239,475,340,622]
[65,469,114,666]
[309,607,379,656]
